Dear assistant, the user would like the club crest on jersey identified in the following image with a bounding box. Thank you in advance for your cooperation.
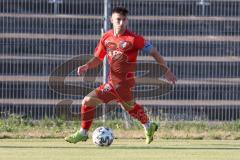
[102,84,112,92]
[119,41,132,51]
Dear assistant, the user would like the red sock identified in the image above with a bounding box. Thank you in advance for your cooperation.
[81,105,95,130]
[128,104,149,124]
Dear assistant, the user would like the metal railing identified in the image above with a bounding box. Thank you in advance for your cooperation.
[0,0,239,121]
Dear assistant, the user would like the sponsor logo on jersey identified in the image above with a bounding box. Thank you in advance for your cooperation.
[119,41,132,51]
[108,50,123,60]
[105,41,117,50]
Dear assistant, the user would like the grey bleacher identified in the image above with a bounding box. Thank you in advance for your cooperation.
[0,0,240,120]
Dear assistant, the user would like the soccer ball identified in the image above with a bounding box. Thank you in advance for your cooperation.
[92,126,114,147]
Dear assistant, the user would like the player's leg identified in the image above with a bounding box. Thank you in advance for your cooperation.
[121,101,158,144]
[81,83,119,131]
[65,83,117,143]
[80,90,103,131]
[117,86,158,144]
[65,89,103,143]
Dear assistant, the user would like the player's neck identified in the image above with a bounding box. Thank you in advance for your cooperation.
[113,28,126,37]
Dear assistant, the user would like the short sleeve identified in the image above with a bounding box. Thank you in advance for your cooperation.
[133,35,145,50]
[94,39,107,61]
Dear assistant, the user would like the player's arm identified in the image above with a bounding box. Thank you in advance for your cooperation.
[77,57,102,75]
[149,47,169,73]
[77,34,107,75]
[141,41,177,84]
[149,47,177,84]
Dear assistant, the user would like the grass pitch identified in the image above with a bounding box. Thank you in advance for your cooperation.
[0,139,239,160]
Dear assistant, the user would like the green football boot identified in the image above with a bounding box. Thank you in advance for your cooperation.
[64,131,88,144]
[145,122,158,144]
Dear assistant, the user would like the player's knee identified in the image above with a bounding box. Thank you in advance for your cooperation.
[82,96,92,106]
[120,101,135,111]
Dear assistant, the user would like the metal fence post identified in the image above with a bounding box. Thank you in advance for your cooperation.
[197,0,210,16]
[102,0,111,123]
[48,0,62,14]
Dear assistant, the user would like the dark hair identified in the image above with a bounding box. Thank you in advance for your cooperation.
[111,7,128,16]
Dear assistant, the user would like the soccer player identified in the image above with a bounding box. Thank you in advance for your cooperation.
[65,7,176,144]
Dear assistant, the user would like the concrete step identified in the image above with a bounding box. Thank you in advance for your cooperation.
[1,13,239,21]
[1,75,239,85]
[0,58,239,78]
[1,14,239,36]
[0,77,239,100]
[1,99,240,106]
[1,37,239,57]
[1,0,240,16]
[2,54,239,62]
[2,33,240,41]
[0,0,103,15]
[0,15,102,35]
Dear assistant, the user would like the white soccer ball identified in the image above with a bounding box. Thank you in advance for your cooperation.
[92,126,114,147]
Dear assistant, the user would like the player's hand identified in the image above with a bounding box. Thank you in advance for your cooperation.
[77,64,88,75]
[164,69,177,85]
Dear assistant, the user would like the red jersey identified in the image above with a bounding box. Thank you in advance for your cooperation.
[94,29,145,87]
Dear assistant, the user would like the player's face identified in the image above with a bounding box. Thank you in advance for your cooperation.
[111,13,128,35]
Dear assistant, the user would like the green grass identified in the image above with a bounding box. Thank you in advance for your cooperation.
[1,115,240,140]
[0,139,240,160]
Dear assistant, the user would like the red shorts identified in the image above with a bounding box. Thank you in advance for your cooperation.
[95,83,133,103]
